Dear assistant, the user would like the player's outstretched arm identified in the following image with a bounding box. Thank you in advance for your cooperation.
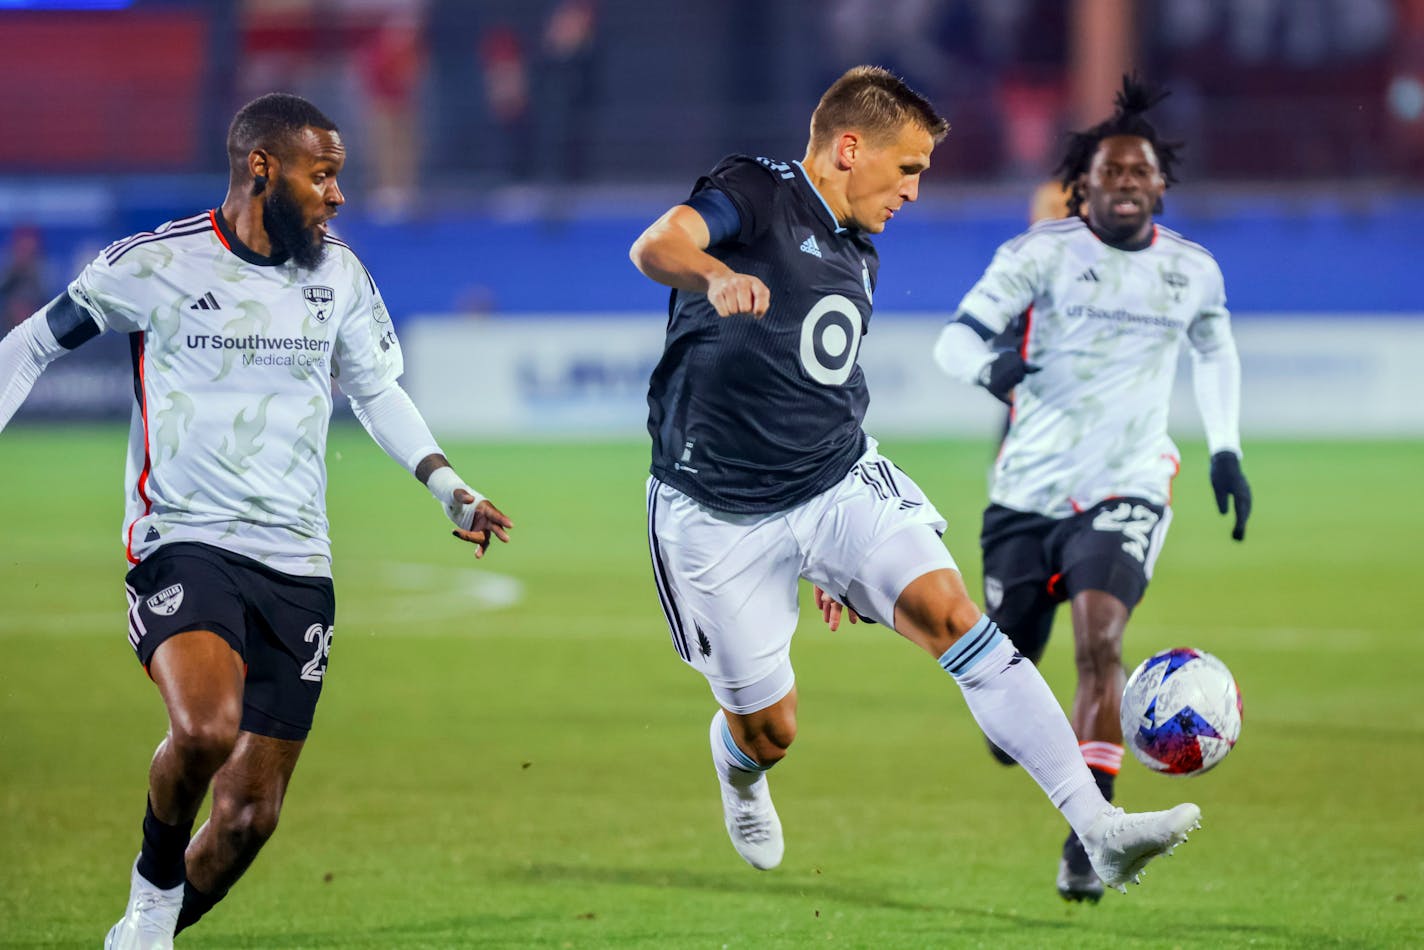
[0,295,102,433]
[347,384,512,558]
[629,204,769,318]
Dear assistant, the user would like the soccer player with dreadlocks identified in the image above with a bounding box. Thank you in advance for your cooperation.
[932,75,1251,902]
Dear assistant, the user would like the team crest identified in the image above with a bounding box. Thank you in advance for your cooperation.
[984,576,1004,612]
[302,285,335,323]
[146,584,184,616]
[1161,270,1189,303]
[861,259,873,303]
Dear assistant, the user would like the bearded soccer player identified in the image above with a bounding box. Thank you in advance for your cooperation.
[632,65,1202,896]
[0,94,513,948]
[934,76,1251,902]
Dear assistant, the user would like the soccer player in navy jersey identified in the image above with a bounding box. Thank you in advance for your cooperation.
[631,65,1202,894]
[0,94,512,948]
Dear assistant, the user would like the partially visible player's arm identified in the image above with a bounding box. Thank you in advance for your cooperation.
[933,313,996,383]
[1188,295,1250,541]
[348,384,512,557]
[933,312,1040,405]
[933,237,1041,403]
[629,196,770,317]
[1188,323,1241,457]
[0,293,103,432]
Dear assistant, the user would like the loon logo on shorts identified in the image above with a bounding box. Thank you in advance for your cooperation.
[302,285,335,323]
[695,622,712,659]
[146,584,185,616]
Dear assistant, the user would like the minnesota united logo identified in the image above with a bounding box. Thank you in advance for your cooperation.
[861,258,874,303]
[302,285,335,323]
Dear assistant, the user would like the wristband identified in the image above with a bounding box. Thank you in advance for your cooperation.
[425,466,485,509]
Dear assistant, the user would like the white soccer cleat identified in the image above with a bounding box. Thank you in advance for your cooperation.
[1081,803,1201,893]
[709,718,784,870]
[103,861,182,950]
[718,777,785,870]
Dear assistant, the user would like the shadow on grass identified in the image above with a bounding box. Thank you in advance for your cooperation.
[6,866,1373,949]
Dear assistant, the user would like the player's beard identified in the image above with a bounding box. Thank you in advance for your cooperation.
[263,176,326,270]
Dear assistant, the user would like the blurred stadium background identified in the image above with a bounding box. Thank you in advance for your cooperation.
[3,0,1423,438]
[1,1,1422,947]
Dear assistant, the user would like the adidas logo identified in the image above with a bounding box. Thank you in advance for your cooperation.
[799,234,822,258]
[1076,268,1100,283]
[189,291,221,310]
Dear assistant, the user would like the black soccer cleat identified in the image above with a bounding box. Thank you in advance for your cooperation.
[1057,829,1105,903]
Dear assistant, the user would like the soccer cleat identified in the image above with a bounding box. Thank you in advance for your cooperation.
[718,776,784,870]
[1080,803,1201,892]
[103,861,182,950]
[1056,830,1105,903]
[710,719,783,870]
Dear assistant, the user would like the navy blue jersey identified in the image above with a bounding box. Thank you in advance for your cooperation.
[647,155,879,513]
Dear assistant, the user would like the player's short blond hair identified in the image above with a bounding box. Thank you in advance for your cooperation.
[809,66,949,152]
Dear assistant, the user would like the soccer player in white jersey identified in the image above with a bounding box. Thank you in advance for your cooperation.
[0,94,512,948]
[633,66,1202,900]
[933,76,1252,902]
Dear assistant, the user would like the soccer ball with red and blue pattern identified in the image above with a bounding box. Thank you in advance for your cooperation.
[1121,648,1242,776]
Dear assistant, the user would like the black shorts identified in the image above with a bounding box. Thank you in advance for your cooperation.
[980,497,1170,612]
[124,542,336,741]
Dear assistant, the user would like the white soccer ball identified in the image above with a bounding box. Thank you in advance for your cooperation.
[1121,647,1243,776]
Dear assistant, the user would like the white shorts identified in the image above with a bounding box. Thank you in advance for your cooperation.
[646,441,957,714]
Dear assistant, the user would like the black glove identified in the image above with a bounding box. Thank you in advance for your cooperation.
[977,349,1041,405]
[1210,450,1252,542]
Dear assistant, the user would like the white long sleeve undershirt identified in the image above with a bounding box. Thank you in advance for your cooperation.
[932,319,996,386]
[1190,332,1243,457]
[0,311,67,433]
[346,383,444,475]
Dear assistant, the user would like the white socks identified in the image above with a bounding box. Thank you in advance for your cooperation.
[939,615,1107,837]
[710,709,767,791]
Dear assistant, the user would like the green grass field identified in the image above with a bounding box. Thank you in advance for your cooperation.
[1,427,1420,948]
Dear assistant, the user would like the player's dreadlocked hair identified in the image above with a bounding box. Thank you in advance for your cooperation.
[226,93,339,186]
[1055,74,1182,218]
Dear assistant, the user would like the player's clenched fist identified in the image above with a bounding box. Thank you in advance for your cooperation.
[706,272,771,318]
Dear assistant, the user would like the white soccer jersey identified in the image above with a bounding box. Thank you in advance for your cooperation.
[67,210,403,576]
[958,217,1235,518]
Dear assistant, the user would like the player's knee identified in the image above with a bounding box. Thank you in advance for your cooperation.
[744,714,796,766]
[168,716,239,774]
[215,793,282,849]
[239,797,281,844]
